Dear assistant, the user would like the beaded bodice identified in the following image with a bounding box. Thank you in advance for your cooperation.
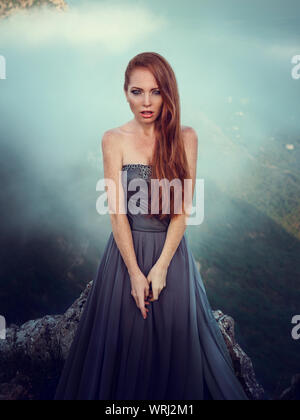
[121,163,170,232]
[122,164,152,180]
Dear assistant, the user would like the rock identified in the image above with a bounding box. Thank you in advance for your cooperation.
[0,0,68,19]
[213,310,265,400]
[0,281,264,400]
[0,281,92,400]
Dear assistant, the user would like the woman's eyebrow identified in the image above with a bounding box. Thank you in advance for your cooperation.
[130,86,159,90]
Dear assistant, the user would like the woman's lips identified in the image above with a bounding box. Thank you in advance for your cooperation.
[141,111,154,118]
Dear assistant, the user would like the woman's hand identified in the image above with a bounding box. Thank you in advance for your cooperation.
[146,263,168,302]
[129,270,151,319]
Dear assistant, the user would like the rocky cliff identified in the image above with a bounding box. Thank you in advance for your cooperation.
[0,280,265,400]
[0,0,68,19]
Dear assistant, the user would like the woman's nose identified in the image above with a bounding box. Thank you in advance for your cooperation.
[143,94,151,105]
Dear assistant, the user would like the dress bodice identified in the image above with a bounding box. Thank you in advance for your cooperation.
[121,164,171,232]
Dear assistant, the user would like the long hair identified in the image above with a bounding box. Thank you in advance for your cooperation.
[123,52,191,222]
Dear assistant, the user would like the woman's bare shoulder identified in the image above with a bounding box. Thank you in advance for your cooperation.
[101,124,135,167]
[181,126,198,176]
[181,125,198,145]
[181,125,197,135]
[101,126,126,148]
[102,122,133,142]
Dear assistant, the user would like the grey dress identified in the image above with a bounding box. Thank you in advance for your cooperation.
[54,164,249,400]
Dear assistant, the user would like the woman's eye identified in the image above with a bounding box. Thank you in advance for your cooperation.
[131,90,160,95]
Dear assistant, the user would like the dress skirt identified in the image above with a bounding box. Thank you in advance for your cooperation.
[54,229,248,400]
[54,164,248,400]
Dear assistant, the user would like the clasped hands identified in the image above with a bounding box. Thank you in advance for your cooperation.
[130,262,168,320]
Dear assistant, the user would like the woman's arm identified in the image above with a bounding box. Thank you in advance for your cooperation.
[156,127,198,269]
[101,130,141,276]
[102,130,150,319]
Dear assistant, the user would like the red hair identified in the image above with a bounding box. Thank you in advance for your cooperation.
[123,52,191,222]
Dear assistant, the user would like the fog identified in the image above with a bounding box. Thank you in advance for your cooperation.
[0,0,299,240]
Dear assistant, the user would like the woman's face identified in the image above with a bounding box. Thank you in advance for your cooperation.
[125,67,163,123]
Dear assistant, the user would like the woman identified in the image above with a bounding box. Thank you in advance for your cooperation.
[54,52,249,400]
